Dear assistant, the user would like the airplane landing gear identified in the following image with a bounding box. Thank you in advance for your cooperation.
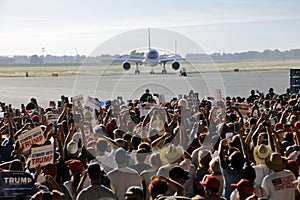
[150,69,155,74]
[162,62,167,74]
[135,63,140,74]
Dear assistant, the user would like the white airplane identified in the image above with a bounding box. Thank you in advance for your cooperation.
[121,29,184,74]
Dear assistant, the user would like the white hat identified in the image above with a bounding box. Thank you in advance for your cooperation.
[72,132,82,143]
[160,144,184,164]
[178,99,188,109]
[67,140,78,155]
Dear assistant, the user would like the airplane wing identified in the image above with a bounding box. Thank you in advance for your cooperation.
[159,56,185,63]
[125,58,143,64]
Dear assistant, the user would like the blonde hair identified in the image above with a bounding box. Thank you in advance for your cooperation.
[209,157,221,175]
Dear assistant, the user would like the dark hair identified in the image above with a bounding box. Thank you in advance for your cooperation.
[243,165,256,183]
[88,163,102,181]
[131,135,142,149]
[96,139,108,152]
[148,178,168,200]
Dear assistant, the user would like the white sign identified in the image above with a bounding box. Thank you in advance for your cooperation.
[17,127,45,152]
[85,96,100,111]
[72,94,84,107]
[46,114,59,124]
[30,144,54,168]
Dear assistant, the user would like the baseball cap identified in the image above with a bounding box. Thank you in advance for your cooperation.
[200,175,220,189]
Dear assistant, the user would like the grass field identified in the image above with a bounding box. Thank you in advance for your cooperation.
[0,59,299,77]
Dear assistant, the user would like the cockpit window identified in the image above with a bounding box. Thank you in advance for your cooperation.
[147,50,159,59]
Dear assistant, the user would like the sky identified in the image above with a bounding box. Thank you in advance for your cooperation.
[0,0,299,56]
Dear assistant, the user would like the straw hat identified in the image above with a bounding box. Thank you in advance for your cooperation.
[265,153,287,172]
[160,144,184,164]
[253,144,272,164]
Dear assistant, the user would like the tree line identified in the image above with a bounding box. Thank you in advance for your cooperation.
[0,49,300,64]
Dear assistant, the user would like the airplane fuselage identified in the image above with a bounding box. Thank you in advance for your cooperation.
[143,49,160,67]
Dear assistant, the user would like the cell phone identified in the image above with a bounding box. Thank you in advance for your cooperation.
[234,121,240,133]
[52,123,58,135]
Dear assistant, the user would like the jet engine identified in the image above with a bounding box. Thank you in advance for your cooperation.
[172,61,180,70]
[122,61,131,70]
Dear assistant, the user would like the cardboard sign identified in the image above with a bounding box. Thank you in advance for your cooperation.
[30,144,54,168]
[0,172,34,197]
[85,96,100,111]
[235,103,251,118]
[139,103,155,117]
[17,126,45,152]
[46,113,59,124]
[72,94,84,107]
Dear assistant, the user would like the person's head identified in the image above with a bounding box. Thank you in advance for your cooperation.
[242,165,256,183]
[87,163,103,183]
[131,135,143,150]
[136,148,148,163]
[286,159,299,177]
[229,151,245,171]
[200,175,221,195]
[115,147,129,166]
[159,144,184,164]
[149,152,163,170]
[124,186,144,200]
[138,142,151,153]
[209,157,221,175]
[253,144,272,165]
[65,159,83,175]
[169,166,190,185]
[148,177,169,200]
[96,138,108,153]
[42,164,57,178]
[114,129,125,139]
[145,88,150,93]
[265,152,287,172]
[9,159,24,171]
[231,179,254,200]
[198,150,212,168]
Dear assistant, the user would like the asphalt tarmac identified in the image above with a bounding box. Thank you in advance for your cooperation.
[0,70,290,107]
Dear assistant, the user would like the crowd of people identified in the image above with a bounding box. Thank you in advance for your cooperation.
[0,87,300,200]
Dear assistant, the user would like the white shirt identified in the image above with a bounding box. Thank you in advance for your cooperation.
[261,170,296,200]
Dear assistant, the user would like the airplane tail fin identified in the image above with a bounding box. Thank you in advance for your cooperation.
[148,28,151,50]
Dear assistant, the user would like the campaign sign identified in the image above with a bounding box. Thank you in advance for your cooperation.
[72,94,84,107]
[30,144,54,169]
[85,96,100,111]
[235,103,251,118]
[46,113,59,124]
[17,126,45,152]
[0,172,34,197]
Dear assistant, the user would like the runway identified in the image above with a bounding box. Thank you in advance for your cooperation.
[0,70,290,107]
